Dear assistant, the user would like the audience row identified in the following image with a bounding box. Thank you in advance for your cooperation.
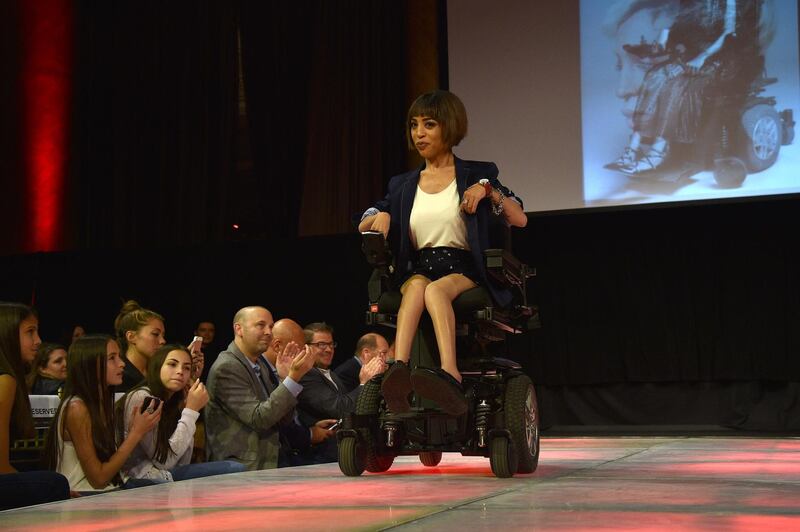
[0,300,393,510]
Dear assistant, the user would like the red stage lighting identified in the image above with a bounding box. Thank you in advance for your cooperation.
[20,0,73,252]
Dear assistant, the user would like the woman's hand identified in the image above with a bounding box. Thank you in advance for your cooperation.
[190,348,204,381]
[686,54,707,74]
[185,379,209,412]
[369,212,391,238]
[460,183,488,214]
[129,401,162,438]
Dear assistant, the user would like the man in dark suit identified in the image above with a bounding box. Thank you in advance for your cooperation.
[335,332,390,393]
[205,306,316,470]
[296,322,386,463]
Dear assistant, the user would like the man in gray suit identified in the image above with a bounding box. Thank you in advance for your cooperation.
[205,306,316,470]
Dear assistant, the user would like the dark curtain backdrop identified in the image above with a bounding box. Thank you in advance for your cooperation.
[0,0,22,254]
[66,0,409,249]
[514,196,800,386]
[70,0,239,249]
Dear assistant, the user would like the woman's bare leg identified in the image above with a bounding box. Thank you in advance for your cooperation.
[393,275,430,364]
[424,274,477,382]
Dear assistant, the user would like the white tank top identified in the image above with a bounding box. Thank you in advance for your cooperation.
[409,179,469,250]
[56,396,120,492]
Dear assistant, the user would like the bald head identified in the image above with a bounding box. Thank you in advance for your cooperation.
[232,306,274,361]
[233,306,268,326]
[273,319,304,345]
[355,333,389,363]
[264,318,304,365]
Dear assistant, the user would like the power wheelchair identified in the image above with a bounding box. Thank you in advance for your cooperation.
[608,33,795,188]
[336,230,541,478]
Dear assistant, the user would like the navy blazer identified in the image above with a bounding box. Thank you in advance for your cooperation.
[371,157,522,307]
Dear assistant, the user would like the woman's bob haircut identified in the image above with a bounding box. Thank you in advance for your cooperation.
[406,90,468,150]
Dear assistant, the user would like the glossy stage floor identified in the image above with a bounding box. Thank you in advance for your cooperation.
[2,437,799,531]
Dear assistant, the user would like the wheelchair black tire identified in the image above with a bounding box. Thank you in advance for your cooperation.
[419,451,442,467]
[504,374,540,474]
[338,437,365,476]
[355,380,395,473]
[740,104,782,173]
[490,436,517,478]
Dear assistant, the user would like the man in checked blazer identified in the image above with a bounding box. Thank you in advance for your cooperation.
[205,306,316,470]
[296,322,386,463]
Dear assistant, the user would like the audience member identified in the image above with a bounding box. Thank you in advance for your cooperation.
[43,335,161,492]
[27,342,68,395]
[117,344,244,484]
[114,300,166,392]
[262,319,337,466]
[297,323,385,463]
[335,333,390,393]
[59,324,86,348]
[205,306,317,470]
[0,302,70,510]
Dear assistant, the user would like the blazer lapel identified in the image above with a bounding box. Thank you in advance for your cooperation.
[232,349,270,400]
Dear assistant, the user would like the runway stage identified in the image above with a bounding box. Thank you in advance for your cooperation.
[2,437,799,531]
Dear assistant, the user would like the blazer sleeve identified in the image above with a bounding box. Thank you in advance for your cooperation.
[212,357,297,433]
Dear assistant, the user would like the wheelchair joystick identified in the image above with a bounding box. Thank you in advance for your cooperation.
[384,420,400,448]
[474,399,491,448]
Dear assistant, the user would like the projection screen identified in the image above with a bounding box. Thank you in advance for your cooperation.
[447,0,800,212]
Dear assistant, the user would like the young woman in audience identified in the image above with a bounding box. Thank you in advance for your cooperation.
[117,344,244,484]
[27,342,68,395]
[114,300,166,391]
[43,334,162,492]
[0,302,69,510]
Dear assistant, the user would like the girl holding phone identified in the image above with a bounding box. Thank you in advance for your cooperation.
[0,302,69,510]
[117,344,244,484]
[43,334,162,492]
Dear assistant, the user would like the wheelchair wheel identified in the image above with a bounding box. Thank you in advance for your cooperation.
[355,380,395,473]
[419,451,442,467]
[338,437,364,476]
[504,374,540,474]
[740,104,782,172]
[490,436,517,478]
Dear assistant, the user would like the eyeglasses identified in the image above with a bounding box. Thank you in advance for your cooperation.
[307,341,337,350]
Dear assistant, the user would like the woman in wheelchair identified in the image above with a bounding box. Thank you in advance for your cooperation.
[611,0,763,175]
[358,90,527,416]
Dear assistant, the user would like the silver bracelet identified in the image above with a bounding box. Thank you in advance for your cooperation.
[492,189,505,216]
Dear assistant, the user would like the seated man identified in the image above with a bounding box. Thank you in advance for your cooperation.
[262,318,337,466]
[335,332,390,393]
[296,323,385,463]
[205,306,316,470]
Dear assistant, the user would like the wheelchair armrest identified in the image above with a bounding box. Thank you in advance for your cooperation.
[362,231,395,304]
[484,248,535,288]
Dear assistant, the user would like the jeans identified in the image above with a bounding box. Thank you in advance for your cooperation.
[170,460,246,480]
[123,460,246,489]
[0,471,70,510]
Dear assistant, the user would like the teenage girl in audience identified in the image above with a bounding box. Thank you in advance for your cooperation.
[114,300,166,391]
[27,342,68,395]
[0,302,69,510]
[117,344,244,484]
[43,334,161,492]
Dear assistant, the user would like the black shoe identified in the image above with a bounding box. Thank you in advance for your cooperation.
[410,367,468,416]
[381,360,412,413]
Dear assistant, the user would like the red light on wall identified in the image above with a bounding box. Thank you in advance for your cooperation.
[20,0,73,252]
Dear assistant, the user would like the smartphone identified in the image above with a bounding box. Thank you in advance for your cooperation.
[327,419,343,431]
[140,395,162,414]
